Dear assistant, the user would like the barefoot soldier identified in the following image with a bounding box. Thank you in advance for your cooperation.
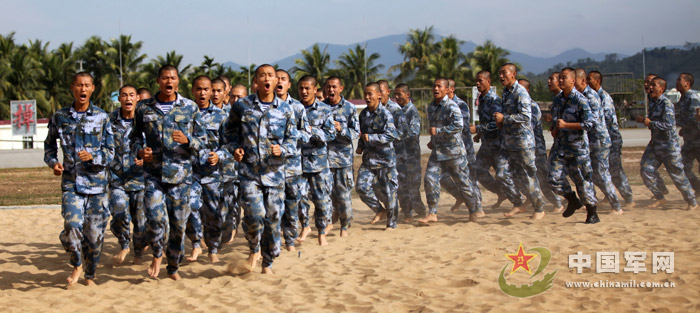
[676,73,700,195]
[44,72,115,286]
[109,84,147,265]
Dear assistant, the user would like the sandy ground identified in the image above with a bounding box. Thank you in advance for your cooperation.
[1,180,699,313]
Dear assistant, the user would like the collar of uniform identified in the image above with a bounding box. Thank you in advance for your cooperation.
[366,103,383,116]
[504,81,520,94]
[152,92,185,106]
[583,85,594,96]
[69,102,96,115]
[402,101,414,112]
[681,89,698,100]
[324,96,345,108]
[307,100,321,110]
[252,93,281,108]
[435,95,449,106]
[201,102,221,113]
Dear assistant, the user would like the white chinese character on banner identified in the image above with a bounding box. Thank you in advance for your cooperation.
[623,251,647,273]
[652,252,674,274]
[569,251,592,274]
[596,251,620,273]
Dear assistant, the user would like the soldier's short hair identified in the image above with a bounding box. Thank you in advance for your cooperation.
[447,79,456,89]
[216,75,230,86]
[119,84,137,94]
[501,63,518,75]
[561,68,576,79]
[255,64,275,76]
[652,77,667,90]
[476,70,491,80]
[575,68,587,79]
[365,82,380,92]
[434,78,449,87]
[71,71,94,84]
[158,64,178,77]
[325,76,344,87]
[377,79,391,90]
[298,75,317,87]
[395,83,410,94]
[589,70,603,84]
[192,75,211,86]
[680,72,695,87]
[211,78,226,87]
[518,79,530,90]
[276,69,291,80]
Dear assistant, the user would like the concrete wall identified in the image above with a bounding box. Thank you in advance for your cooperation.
[0,123,49,150]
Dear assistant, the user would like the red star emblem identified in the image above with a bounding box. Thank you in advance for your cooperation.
[505,243,537,274]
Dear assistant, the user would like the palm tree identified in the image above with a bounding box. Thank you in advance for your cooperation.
[291,44,331,85]
[468,40,512,78]
[105,35,147,85]
[335,44,383,99]
[77,36,113,107]
[390,26,436,83]
[198,55,221,77]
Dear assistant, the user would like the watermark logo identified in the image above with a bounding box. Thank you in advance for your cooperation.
[498,243,557,298]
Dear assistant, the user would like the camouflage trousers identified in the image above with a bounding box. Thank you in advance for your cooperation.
[397,157,427,218]
[591,147,621,211]
[240,179,284,268]
[109,188,146,256]
[221,180,240,243]
[474,146,524,207]
[186,181,204,248]
[609,144,634,203]
[548,152,597,206]
[144,176,191,275]
[640,145,697,205]
[424,154,476,214]
[505,149,544,212]
[330,166,354,230]
[188,181,226,254]
[356,165,399,228]
[441,153,482,213]
[536,152,562,208]
[299,168,332,233]
[681,145,700,193]
[282,175,307,247]
[60,191,109,280]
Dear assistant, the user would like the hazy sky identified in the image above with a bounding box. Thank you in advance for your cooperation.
[2,0,699,67]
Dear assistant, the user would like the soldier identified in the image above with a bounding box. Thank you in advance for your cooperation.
[44,72,115,286]
[676,73,700,194]
[218,79,242,245]
[636,77,698,210]
[442,79,483,216]
[394,83,427,221]
[519,79,564,212]
[494,64,545,219]
[229,83,248,106]
[641,74,670,198]
[550,68,599,224]
[472,71,523,211]
[109,84,146,266]
[545,72,575,212]
[276,69,311,250]
[130,65,207,280]
[217,75,231,105]
[137,88,152,102]
[186,76,228,263]
[588,71,635,207]
[419,78,478,224]
[323,77,360,234]
[355,82,399,230]
[297,75,336,244]
[223,64,296,274]
[211,78,227,110]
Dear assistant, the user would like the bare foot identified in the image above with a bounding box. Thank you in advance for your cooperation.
[85,279,96,286]
[530,211,545,220]
[504,206,526,217]
[169,273,182,281]
[417,213,438,225]
[624,202,636,208]
[340,229,349,238]
[370,211,387,224]
[469,213,478,222]
[286,245,296,252]
[113,248,130,265]
[148,257,162,279]
[133,257,142,265]
[475,211,486,218]
[226,230,237,244]
[450,200,463,212]
[326,223,334,234]
[262,267,274,274]
[67,266,82,286]
[553,206,565,213]
[611,209,624,215]
[687,204,698,211]
[492,195,506,209]
[402,217,413,224]
[649,199,666,208]
[209,253,220,263]
[318,234,328,246]
[384,227,395,231]
[246,252,261,272]
[298,227,311,242]
[187,247,202,262]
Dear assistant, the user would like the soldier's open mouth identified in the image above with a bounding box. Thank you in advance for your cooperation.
[166,85,174,91]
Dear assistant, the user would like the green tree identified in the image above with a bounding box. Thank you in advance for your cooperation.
[468,40,512,78]
[335,44,383,99]
[390,26,436,83]
[291,44,331,85]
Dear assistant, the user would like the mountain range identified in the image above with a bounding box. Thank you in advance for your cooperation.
[223,33,626,76]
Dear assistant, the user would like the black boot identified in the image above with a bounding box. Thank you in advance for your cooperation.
[562,192,582,218]
[585,204,600,224]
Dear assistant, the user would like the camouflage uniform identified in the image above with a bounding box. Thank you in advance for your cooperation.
[640,95,697,205]
[473,90,523,206]
[678,89,700,193]
[531,100,562,208]
[501,81,544,212]
[424,96,477,214]
[598,87,634,204]
[108,109,146,258]
[548,89,597,205]
[396,101,427,218]
[280,95,311,247]
[324,96,360,230]
[356,104,399,228]
[441,95,482,213]
[299,100,336,234]
[130,92,207,275]
[186,104,228,254]
[223,94,296,268]
[220,104,241,244]
[44,103,115,280]
[583,86,621,211]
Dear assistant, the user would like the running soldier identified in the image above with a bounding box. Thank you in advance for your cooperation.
[676,73,700,194]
